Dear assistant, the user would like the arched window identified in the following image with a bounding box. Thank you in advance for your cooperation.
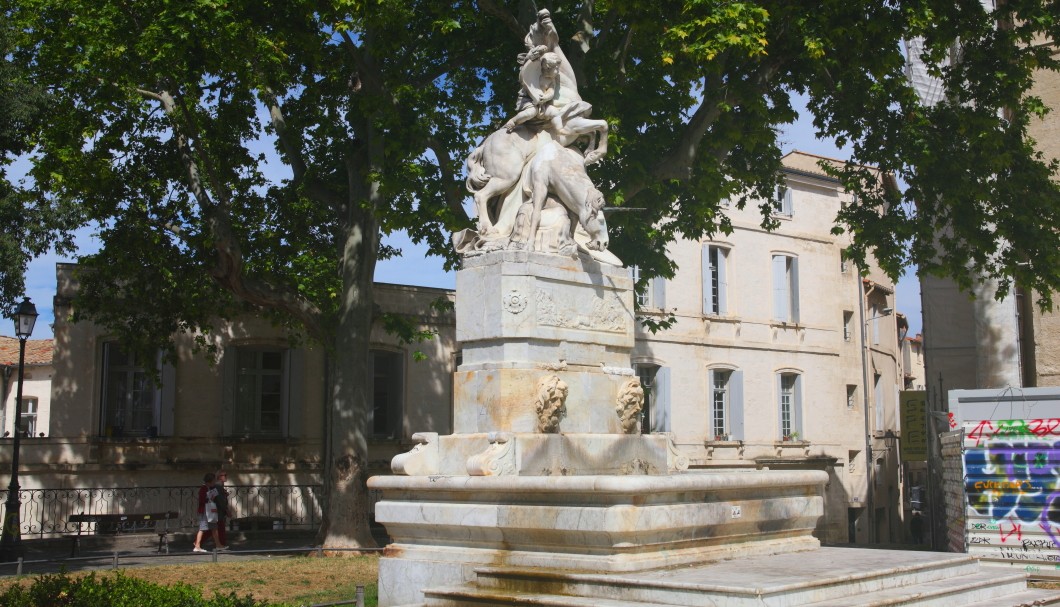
[776,371,803,439]
[708,367,743,441]
[771,254,800,323]
[702,245,730,316]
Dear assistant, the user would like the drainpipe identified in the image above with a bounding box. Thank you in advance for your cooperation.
[859,276,876,543]
[0,366,11,436]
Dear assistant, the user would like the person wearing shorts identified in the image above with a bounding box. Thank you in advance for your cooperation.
[192,472,227,552]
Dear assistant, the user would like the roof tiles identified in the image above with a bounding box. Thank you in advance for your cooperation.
[0,336,54,366]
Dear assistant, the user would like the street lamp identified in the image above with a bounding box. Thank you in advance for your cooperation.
[0,297,38,562]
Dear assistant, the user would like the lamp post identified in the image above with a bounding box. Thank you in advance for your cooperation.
[0,298,38,562]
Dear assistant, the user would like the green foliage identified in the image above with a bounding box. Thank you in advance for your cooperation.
[0,571,274,607]
[6,0,1060,335]
[5,0,1060,538]
[0,19,78,312]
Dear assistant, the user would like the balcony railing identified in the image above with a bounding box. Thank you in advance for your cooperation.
[0,485,323,538]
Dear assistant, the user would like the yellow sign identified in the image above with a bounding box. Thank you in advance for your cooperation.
[900,390,928,462]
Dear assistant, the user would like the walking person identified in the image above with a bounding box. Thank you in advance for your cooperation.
[910,510,924,545]
[192,472,227,552]
[214,469,231,548]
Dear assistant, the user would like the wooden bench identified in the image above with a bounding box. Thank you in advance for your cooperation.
[66,511,179,556]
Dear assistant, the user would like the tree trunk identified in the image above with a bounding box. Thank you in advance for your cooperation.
[317,205,380,549]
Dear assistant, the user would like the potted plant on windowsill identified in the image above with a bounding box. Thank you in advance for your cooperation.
[782,431,800,442]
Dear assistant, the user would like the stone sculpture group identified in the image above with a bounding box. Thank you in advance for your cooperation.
[370,13,830,606]
[454,9,618,265]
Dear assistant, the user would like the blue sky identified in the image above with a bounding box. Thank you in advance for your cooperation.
[2,94,922,339]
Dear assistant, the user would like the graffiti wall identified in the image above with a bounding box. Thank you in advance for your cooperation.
[941,431,966,554]
[962,417,1060,578]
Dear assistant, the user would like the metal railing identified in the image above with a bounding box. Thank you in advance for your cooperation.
[0,485,324,538]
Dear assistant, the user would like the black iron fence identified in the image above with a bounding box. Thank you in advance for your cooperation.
[0,485,324,538]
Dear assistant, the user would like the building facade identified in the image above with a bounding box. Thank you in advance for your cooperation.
[0,337,54,439]
[920,35,1060,395]
[629,151,904,544]
[2,153,906,544]
[7,268,456,494]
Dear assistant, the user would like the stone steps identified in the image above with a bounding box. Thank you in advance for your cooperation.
[801,571,1035,606]
[962,589,1060,607]
[425,586,670,606]
[419,547,1060,607]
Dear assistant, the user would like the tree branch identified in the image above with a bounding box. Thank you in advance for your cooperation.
[426,137,472,224]
[264,89,344,212]
[477,0,524,38]
[145,89,326,340]
[621,57,783,203]
[264,89,307,181]
[339,30,385,97]
[567,0,594,82]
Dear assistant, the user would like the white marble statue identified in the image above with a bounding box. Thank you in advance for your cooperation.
[456,9,617,265]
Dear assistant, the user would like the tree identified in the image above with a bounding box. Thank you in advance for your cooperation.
[5,0,1060,548]
[0,21,72,312]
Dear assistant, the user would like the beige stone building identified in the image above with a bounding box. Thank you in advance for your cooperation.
[628,151,905,544]
[1,337,54,438]
[919,39,1060,396]
[8,267,457,498]
[901,333,926,391]
[1021,46,1060,389]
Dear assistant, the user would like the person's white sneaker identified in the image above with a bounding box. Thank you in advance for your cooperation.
[193,547,207,553]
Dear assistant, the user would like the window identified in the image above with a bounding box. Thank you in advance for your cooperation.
[708,368,744,440]
[101,342,159,437]
[874,372,884,431]
[235,348,285,436]
[19,397,38,437]
[630,266,665,310]
[840,256,849,274]
[777,372,803,439]
[772,255,800,323]
[635,364,670,433]
[371,349,404,439]
[843,311,854,341]
[702,245,728,315]
[711,371,731,439]
[224,345,302,438]
[847,385,857,409]
[774,185,793,216]
[871,304,881,345]
[631,265,648,307]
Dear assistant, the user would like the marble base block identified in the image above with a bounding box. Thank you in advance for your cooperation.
[370,470,828,606]
[391,432,687,477]
[452,367,639,434]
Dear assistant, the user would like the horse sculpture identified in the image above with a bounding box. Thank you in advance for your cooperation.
[465,119,608,237]
[459,7,614,263]
[517,140,609,253]
[465,127,540,236]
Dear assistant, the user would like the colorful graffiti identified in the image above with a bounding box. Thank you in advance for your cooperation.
[963,423,1060,553]
[967,418,1060,447]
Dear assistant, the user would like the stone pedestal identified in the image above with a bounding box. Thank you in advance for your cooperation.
[370,251,828,606]
[454,251,636,435]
